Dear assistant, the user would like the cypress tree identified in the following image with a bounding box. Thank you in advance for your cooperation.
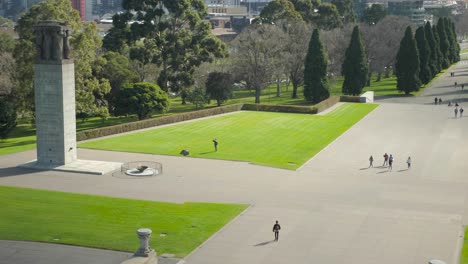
[303,28,330,103]
[437,18,450,69]
[425,21,440,76]
[395,26,421,95]
[415,26,432,85]
[447,18,460,62]
[432,25,444,71]
[342,25,368,95]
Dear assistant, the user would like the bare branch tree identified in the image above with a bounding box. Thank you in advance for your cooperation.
[231,24,287,104]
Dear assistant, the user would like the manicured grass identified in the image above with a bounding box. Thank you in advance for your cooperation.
[0,185,247,257]
[461,49,468,54]
[80,103,378,169]
[461,227,468,264]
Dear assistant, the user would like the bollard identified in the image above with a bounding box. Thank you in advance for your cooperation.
[135,228,152,257]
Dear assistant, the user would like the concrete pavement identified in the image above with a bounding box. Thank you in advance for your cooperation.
[1,51,468,264]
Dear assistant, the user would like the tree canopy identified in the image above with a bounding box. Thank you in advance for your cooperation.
[13,0,110,118]
[395,26,421,94]
[362,4,387,25]
[104,0,228,94]
[303,28,330,103]
[205,72,234,107]
[115,82,170,120]
[342,26,368,95]
[415,26,432,84]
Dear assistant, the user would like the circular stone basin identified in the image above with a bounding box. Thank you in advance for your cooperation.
[125,168,157,176]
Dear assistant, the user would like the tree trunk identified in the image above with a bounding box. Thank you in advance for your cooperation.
[217,99,221,106]
[367,71,371,87]
[376,72,382,82]
[276,79,281,97]
[292,80,298,98]
[255,87,261,104]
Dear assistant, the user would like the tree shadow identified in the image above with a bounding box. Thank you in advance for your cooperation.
[0,140,36,148]
[254,240,276,246]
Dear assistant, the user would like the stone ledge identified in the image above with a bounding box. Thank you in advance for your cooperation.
[18,159,122,175]
[121,250,158,264]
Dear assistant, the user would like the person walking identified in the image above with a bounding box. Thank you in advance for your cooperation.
[383,153,389,167]
[460,107,464,117]
[213,138,218,152]
[434,97,438,105]
[455,81,458,88]
[462,84,465,90]
[388,154,394,171]
[455,107,459,118]
[272,220,281,241]
[406,156,411,169]
[439,98,442,104]
[369,155,374,168]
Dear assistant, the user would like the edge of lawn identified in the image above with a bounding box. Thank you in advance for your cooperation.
[79,103,379,170]
[0,185,249,257]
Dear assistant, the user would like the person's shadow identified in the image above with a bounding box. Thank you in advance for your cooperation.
[254,240,276,246]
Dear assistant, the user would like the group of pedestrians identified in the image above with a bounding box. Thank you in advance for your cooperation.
[369,153,411,171]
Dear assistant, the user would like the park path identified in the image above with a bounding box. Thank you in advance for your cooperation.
[1,49,468,264]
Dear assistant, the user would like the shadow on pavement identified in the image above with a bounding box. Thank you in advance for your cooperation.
[254,240,276,246]
[0,167,37,178]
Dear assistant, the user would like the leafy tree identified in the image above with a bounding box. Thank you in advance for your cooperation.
[362,4,387,25]
[13,0,110,118]
[205,72,234,106]
[342,26,368,95]
[104,0,228,95]
[93,51,139,106]
[0,33,14,53]
[0,16,14,28]
[259,0,302,23]
[331,0,357,24]
[425,21,441,76]
[303,29,329,103]
[437,18,450,69]
[395,26,421,94]
[289,0,320,22]
[0,96,17,139]
[315,4,343,30]
[186,87,209,109]
[115,82,169,120]
[415,26,432,85]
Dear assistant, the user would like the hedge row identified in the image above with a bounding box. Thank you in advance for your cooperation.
[340,95,361,103]
[77,96,364,141]
[77,104,243,141]
[241,103,318,114]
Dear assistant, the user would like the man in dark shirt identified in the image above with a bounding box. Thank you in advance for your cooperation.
[213,138,218,152]
[272,220,281,241]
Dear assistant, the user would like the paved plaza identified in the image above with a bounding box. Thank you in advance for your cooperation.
[0,51,468,264]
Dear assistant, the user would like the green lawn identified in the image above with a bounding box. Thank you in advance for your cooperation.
[461,227,468,264]
[461,49,468,54]
[0,185,247,257]
[80,103,378,169]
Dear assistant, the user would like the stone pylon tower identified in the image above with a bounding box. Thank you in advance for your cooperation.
[34,21,76,166]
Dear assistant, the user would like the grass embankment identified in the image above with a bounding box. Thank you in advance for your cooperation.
[80,103,378,169]
[461,227,468,263]
[0,185,247,257]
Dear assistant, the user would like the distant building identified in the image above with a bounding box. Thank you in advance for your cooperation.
[71,0,93,21]
[388,0,426,25]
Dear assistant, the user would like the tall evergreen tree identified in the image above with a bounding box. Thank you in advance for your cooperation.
[303,28,330,103]
[396,26,421,94]
[415,26,432,84]
[432,25,444,71]
[342,26,368,95]
[425,21,440,76]
[437,18,450,68]
[446,18,460,63]
[450,20,461,62]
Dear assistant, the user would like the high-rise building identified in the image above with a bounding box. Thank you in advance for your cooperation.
[71,0,93,21]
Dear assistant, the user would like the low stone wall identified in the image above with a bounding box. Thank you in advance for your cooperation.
[359,91,374,103]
